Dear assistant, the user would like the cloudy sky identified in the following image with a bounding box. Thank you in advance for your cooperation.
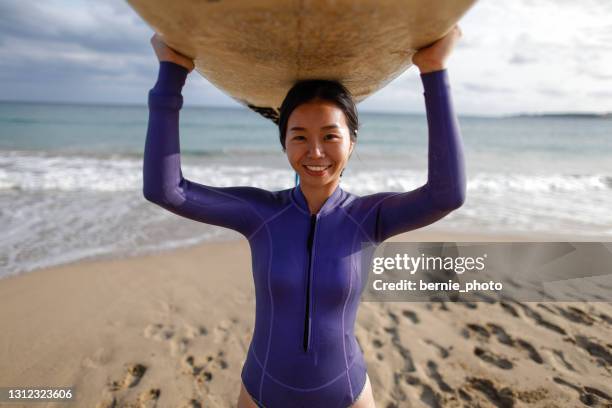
[1,0,611,116]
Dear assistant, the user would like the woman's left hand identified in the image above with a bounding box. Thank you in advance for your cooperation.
[412,25,462,73]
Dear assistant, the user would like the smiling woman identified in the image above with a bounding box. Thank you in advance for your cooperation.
[144,28,465,408]
[279,80,358,214]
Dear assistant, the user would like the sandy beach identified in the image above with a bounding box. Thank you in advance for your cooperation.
[1,230,611,408]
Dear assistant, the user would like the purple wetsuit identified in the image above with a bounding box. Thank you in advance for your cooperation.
[143,61,465,407]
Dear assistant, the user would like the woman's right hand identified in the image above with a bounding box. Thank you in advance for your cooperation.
[150,33,195,72]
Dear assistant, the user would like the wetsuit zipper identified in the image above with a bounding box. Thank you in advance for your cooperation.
[303,214,318,352]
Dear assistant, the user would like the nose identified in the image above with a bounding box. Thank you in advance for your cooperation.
[307,140,324,158]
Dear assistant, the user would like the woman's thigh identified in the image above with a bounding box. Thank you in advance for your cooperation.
[351,373,377,408]
[237,381,260,408]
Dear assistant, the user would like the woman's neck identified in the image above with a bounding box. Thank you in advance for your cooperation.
[300,180,339,215]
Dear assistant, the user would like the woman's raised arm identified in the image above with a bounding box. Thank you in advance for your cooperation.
[142,36,266,238]
[356,26,466,244]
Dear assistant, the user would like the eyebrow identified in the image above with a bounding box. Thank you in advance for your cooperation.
[289,124,340,132]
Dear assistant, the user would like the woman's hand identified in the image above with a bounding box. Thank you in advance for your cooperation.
[150,33,195,72]
[413,25,462,74]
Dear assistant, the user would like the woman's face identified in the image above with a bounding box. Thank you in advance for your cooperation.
[285,99,355,189]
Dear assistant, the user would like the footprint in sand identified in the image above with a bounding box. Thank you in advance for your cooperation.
[554,305,596,326]
[181,350,230,389]
[419,383,443,408]
[402,372,447,408]
[547,349,576,372]
[513,302,567,335]
[384,326,416,373]
[179,399,203,408]
[466,377,515,408]
[486,323,513,346]
[572,335,612,367]
[170,337,190,357]
[464,323,491,341]
[144,322,208,357]
[484,323,543,365]
[97,387,160,408]
[553,376,612,406]
[107,363,147,391]
[82,347,113,369]
[387,311,399,325]
[598,311,612,325]
[135,388,161,408]
[184,323,208,339]
[98,363,155,408]
[423,339,451,359]
[425,360,453,393]
[213,318,239,343]
[473,347,513,370]
[401,309,419,324]
[499,301,519,318]
[515,338,543,364]
[143,323,175,342]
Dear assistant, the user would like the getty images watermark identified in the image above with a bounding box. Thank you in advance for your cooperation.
[359,242,612,302]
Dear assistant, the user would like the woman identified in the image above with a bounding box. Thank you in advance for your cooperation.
[144,26,465,408]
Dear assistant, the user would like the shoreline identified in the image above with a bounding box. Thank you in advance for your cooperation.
[1,231,611,407]
[3,227,609,283]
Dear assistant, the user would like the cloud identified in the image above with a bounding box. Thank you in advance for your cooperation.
[0,1,149,55]
[580,69,612,81]
[588,91,612,98]
[463,83,514,94]
[508,54,538,65]
[537,88,566,97]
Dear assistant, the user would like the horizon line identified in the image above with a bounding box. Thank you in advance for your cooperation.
[0,99,610,120]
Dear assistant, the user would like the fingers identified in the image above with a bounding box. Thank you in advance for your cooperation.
[150,33,162,46]
[149,32,195,72]
[451,25,463,41]
[454,25,462,36]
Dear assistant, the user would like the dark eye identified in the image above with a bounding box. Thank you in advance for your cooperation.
[325,134,340,140]
[292,135,306,141]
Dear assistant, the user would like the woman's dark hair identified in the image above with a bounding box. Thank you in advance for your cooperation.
[278,80,359,150]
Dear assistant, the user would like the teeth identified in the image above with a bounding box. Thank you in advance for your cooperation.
[305,165,330,171]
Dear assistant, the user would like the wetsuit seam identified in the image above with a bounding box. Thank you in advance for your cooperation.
[250,346,361,391]
[359,193,402,227]
[246,203,294,240]
[289,188,311,215]
[175,182,266,236]
[342,226,359,399]
[347,373,369,408]
[258,221,275,401]
[359,193,403,243]
[339,207,376,245]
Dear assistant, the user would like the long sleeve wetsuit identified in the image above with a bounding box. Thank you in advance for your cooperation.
[143,61,465,408]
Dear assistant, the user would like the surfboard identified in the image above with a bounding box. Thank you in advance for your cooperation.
[127,0,476,122]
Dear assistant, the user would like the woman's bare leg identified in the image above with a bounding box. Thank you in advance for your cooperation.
[237,381,260,408]
[351,374,377,408]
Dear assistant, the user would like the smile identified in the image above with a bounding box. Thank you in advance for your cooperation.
[304,165,332,172]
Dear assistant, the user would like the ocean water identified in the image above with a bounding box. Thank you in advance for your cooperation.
[1,101,611,278]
